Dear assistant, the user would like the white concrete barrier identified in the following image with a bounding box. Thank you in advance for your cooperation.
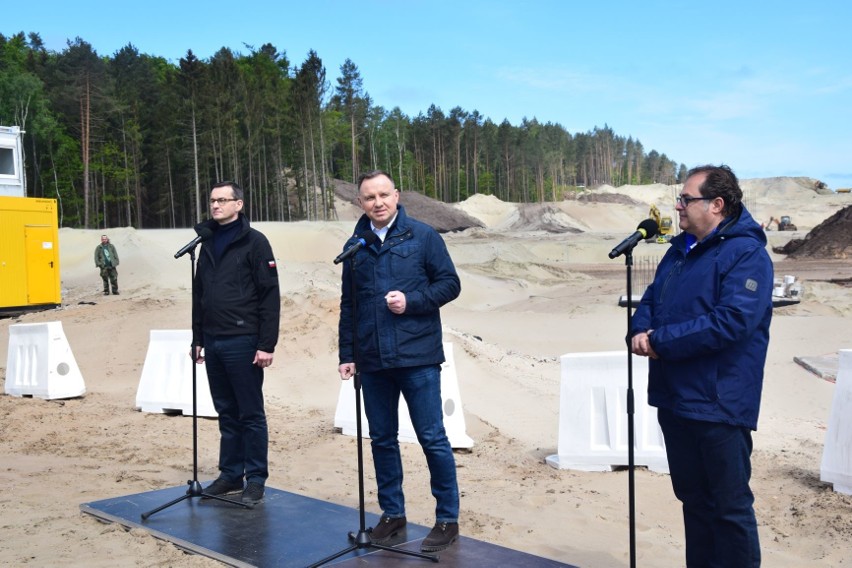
[5,322,86,399]
[820,349,852,495]
[334,342,474,449]
[135,330,217,417]
[546,351,668,473]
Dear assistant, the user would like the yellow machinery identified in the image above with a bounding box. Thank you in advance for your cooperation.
[649,205,674,243]
[0,196,62,314]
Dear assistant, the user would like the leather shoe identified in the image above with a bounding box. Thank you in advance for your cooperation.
[421,522,459,552]
[369,515,406,544]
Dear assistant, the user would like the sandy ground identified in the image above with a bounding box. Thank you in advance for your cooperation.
[1,180,851,567]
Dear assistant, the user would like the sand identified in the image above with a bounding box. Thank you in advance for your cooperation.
[1,180,851,567]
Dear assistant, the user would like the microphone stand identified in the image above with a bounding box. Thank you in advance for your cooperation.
[308,252,438,567]
[141,244,249,520]
[623,247,637,568]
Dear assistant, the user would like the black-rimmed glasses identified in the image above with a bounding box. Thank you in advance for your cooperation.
[209,198,239,206]
[676,194,714,207]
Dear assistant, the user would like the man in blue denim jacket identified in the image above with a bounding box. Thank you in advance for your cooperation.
[631,164,773,567]
[338,170,461,552]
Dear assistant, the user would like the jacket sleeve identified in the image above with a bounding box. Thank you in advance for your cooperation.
[253,235,280,353]
[191,251,205,347]
[650,245,773,361]
[403,229,461,315]
[94,247,101,268]
[111,245,119,266]
[338,259,354,364]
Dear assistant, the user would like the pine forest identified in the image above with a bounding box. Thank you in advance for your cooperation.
[0,32,686,229]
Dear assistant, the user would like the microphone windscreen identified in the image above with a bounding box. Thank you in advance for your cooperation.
[637,218,659,238]
[196,225,215,240]
[360,230,379,244]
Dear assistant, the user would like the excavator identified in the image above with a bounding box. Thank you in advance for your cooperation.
[764,216,797,231]
[649,205,674,243]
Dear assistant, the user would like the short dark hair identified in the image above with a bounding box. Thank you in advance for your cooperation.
[687,164,742,217]
[212,180,244,200]
[356,170,395,192]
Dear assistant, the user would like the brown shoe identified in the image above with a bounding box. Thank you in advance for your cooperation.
[421,522,459,552]
[369,515,406,544]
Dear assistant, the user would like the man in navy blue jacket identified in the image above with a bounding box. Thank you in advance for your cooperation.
[631,165,773,567]
[338,170,461,552]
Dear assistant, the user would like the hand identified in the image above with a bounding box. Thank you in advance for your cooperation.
[339,362,356,380]
[253,350,273,368]
[630,332,659,359]
[385,290,407,314]
[191,345,205,364]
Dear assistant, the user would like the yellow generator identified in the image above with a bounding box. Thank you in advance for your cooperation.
[0,196,62,315]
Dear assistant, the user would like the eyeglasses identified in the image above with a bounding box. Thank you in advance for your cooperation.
[209,198,239,206]
[676,194,714,207]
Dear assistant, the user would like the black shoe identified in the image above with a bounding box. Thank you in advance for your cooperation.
[241,481,264,505]
[112,290,119,295]
[103,291,110,295]
[369,515,407,544]
[202,478,243,498]
[421,522,459,552]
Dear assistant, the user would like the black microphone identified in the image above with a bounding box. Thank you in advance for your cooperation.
[334,230,378,264]
[608,219,659,259]
[174,226,215,259]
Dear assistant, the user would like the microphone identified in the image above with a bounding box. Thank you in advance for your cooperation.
[608,219,659,259]
[334,230,378,264]
[174,226,215,259]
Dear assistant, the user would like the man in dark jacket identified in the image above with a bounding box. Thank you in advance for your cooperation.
[191,180,280,506]
[631,164,773,567]
[338,170,461,552]
[94,235,119,295]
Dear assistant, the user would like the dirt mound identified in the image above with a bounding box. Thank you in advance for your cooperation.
[332,179,483,233]
[574,192,641,206]
[775,205,852,259]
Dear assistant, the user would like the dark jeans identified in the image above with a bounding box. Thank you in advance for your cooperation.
[360,364,459,523]
[657,408,761,568]
[203,334,268,486]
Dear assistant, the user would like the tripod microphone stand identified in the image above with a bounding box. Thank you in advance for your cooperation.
[622,248,638,568]
[610,218,658,568]
[141,244,249,520]
[308,251,438,567]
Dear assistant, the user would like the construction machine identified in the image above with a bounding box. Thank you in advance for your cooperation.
[649,205,674,243]
[764,216,797,231]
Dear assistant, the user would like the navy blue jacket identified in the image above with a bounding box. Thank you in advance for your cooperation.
[631,206,773,430]
[192,214,280,353]
[338,205,460,373]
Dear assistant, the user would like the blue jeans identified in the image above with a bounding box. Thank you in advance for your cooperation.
[204,334,268,486]
[360,364,459,523]
[657,408,761,568]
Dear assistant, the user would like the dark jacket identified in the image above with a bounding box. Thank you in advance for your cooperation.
[94,243,119,268]
[630,206,773,430]
[338,205,460,373]
[192,214,280,352]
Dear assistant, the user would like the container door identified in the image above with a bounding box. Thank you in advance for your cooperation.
[25,226,59,304]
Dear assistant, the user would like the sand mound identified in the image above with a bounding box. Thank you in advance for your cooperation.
[332,179,483,232]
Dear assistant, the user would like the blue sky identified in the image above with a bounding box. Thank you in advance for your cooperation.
[7,1,852,189]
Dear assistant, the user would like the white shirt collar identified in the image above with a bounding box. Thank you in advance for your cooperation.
[370,213,398,243]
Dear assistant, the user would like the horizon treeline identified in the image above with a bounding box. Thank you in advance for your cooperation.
[0,31,685,229]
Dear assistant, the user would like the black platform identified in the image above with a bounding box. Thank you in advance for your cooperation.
[81,485,578,567]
